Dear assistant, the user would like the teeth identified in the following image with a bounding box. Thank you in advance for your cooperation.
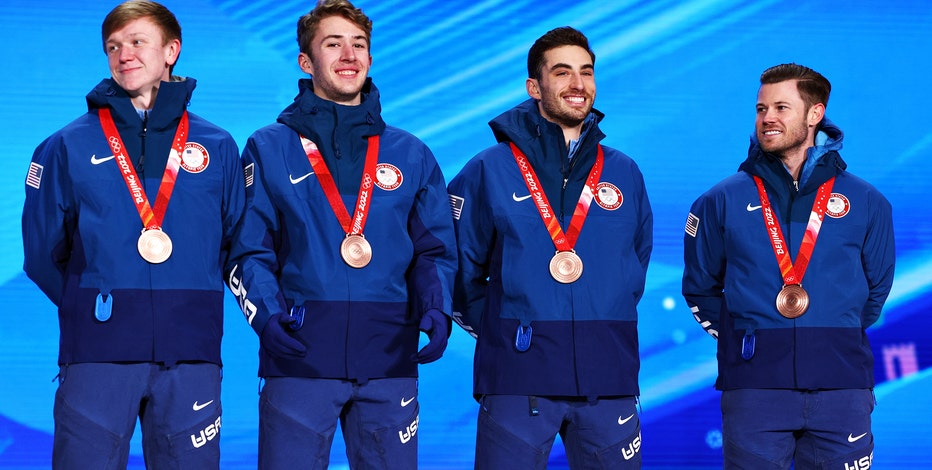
[764,130,780,135]
[337,70,356,76]
[566,97,584,103]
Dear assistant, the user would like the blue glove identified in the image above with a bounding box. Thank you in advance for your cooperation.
[412,308,451,364]
[260,313,307,359]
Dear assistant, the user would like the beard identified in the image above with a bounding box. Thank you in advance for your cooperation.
[759,117,810,158]
[539,94,592,129]
[312,79,365,105]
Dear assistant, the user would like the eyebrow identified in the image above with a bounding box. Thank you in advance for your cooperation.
[322,34,368,43]
[549,62,594,72]
[106,32,150,42]
[757,100,793,107]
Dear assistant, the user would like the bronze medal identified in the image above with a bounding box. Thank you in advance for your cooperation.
[549,250,583,284]
[340,234,372,268]
[137,228,173,264]
[776,284,809,319]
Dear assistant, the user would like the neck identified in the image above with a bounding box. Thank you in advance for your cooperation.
[561,123,582,148]
[780,152,807,181]
[130,87,158,111]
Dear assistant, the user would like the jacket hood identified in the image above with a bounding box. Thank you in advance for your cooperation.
[740,117,847,192]
[277,77,386,146]
[489,98,606,149]
[85,77,195,132]
[485,99,610,223]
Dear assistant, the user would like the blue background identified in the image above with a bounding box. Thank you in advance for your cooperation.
[2,0,930,468]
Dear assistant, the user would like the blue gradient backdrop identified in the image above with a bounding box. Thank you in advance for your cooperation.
[2,1,929,468]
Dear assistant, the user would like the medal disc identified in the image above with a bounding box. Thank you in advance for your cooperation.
[137,229,172,264]
[776,284,809,319]
[340,234,372,268]
[549,251,583,283]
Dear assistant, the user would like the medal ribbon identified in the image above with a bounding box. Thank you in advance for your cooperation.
[753,175,835,285]
[509,142,604,251]
[99,107,188,230]
[300,134,380,235]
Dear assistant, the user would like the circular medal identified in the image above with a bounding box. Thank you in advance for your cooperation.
[776,284,809,319]
[549,250,583,283]
[340,234,372,268]
[137,228,173,264]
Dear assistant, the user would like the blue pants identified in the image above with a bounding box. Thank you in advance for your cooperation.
[52,362,222,470]
[258,377,419,469]
[721,389,874,469]
[475,395,641,469]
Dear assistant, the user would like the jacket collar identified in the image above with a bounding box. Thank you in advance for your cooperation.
[86,77,194,132]
[740,117,847,193]
[488,98,606,168]
[277,77,386,145]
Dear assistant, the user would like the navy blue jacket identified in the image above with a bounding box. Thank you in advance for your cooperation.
[227,79,456,380]
[448,99,653,397]
[682,119,895,390]
[23,78,245,366]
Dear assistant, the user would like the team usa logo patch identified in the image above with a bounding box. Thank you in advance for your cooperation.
[375,163,403,190]
[180,142,209,173]
[825,192,850,218]
[594,182,623,210]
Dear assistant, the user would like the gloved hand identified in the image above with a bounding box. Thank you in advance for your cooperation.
[260,313,307,359]
[412,308,451,364]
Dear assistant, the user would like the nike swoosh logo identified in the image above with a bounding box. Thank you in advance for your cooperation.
[848,432,868,443]
[400,396,415,407]
[193,400,214,411]
[746,203,762,212]
[91,154,116,165]
[513,193,532,202]
[618,414,635,425]
[289,172,314,184]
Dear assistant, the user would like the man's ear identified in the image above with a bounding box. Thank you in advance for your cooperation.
[298,52,314,75]
[808,102,825,127]
[526,78,541,100]
[165,38,181,67]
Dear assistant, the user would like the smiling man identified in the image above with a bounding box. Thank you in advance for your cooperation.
[225,0,457,468]
[682,63,895,469]
[448,27,653,469]
[22,1,245,468]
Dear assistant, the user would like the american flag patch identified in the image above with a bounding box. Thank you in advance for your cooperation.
[449,194,465,220]
[243,163,254,188]
[685,212,700,238]
[26,162,44,189]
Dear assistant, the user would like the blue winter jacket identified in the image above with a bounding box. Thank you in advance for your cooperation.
[22,78,245,366]
[227,79,456,380]
[448,99,653,397]
[682,119,895,390]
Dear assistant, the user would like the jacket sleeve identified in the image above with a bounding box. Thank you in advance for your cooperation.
[226,136,287,336]
[682,191,725,339]
[22,134,74,307]
[633,165,653,301]
[859,189,895,328]
[447,156,492,339]
[406,147,457,320]
[220,136,246,285]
